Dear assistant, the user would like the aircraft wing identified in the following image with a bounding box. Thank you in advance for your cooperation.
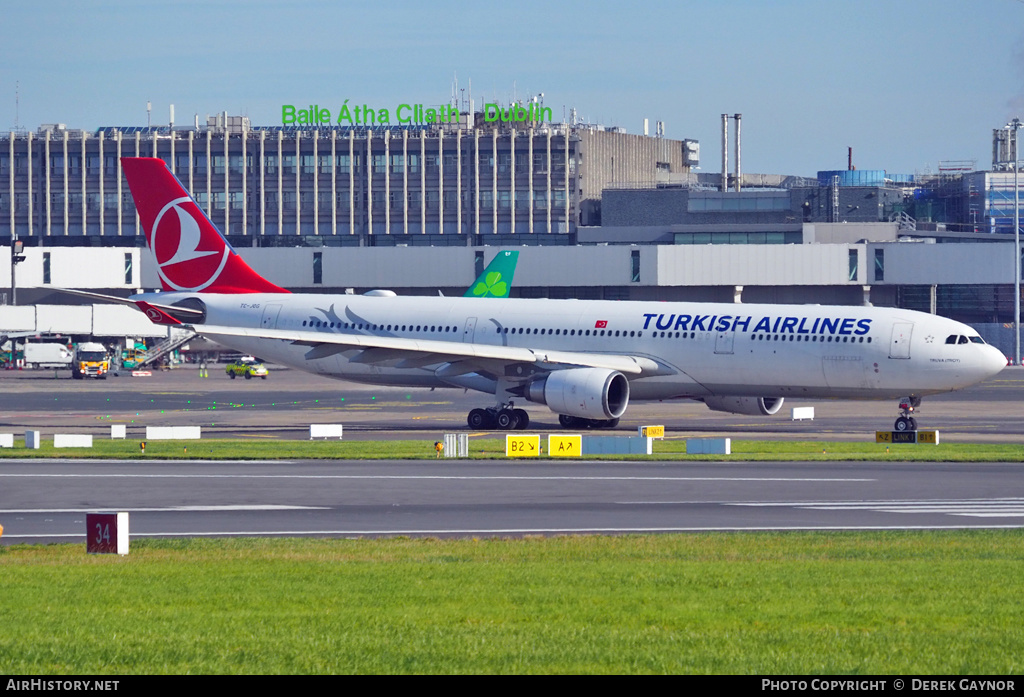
[194,323,664,377]
[50,288,206,321]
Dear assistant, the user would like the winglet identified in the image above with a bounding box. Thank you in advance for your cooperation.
[134,300,184,326]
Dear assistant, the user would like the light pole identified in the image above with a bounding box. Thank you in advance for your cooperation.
[1011,118,1022,366]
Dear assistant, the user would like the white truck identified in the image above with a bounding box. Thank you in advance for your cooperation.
[23,343,73,369]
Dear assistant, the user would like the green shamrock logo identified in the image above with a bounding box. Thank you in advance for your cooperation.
[472,271,507,297]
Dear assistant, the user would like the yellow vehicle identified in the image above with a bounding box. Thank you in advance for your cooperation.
[72,342,110,380]
[225,357,269,380]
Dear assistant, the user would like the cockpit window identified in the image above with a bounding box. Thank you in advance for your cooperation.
[945,335,958,345]
[969,336,986,344]
[958,335,969,345]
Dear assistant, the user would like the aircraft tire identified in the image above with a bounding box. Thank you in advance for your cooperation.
[468,408,489,429]
[513,409,529,430]
[558,414,577,429]
[496,410,515,430]
[894,416,912,432]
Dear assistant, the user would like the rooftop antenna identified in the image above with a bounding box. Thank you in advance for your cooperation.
[146,100,152,128]
[14,80,19,131]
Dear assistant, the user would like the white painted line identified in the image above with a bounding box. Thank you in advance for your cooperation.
[0,473,874,482]
[0,505,328,514]
[726,498,1024,518]
[6,523,1024,539]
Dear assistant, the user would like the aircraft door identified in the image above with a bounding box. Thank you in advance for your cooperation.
[260,304,283,330]
[889,322,913,359]
[462,317,478,343]
[714,331,735,355]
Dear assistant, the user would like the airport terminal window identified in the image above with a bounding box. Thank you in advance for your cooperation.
[874,249,885,282]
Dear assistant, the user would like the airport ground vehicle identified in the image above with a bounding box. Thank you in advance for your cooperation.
[71,342,110,379]
[23,343,73,369]
[121,343,148,369]
[226,357,269,379]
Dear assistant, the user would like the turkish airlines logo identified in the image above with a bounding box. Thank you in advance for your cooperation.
[145,308,163,322]
[151,197,230,291]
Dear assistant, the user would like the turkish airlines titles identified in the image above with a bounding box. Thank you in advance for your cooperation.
[640,313,873,336]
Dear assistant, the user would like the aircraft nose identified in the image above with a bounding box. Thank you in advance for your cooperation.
[982,345,1008,378]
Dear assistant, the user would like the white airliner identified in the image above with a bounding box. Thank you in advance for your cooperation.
[116,157,1005,432]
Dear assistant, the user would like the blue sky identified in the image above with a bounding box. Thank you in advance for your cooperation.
[2,0,1022,176]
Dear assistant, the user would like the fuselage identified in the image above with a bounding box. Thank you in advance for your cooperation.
[141,291,1006,402]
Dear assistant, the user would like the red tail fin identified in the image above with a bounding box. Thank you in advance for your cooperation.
[121,157,288,294]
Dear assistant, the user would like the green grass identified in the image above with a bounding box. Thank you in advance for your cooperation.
[2,532,1023,674]
[1,437,1023,461]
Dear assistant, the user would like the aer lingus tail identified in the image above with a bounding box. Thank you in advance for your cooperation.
[465,251,518,298]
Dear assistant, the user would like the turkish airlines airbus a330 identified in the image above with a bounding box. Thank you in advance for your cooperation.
[117,157,1005,432]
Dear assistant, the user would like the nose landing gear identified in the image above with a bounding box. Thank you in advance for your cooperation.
[894,396,921,432]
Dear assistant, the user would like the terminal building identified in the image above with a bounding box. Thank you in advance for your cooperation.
[0,114,696,245]
[0,111,1020,359]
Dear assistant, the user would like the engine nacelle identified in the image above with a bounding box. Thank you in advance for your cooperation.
[703,396,784,416]
[525,368,629,420]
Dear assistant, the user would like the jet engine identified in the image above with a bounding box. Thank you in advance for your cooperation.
[525,368,629,420]
[703,396,784,416]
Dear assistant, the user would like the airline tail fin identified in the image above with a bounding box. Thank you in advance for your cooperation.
[465,250,519,298]
[121,157,288,294]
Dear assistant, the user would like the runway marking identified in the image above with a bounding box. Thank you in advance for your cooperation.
[7,523,1024,540]
[0,505,329,513]
[0,473,873,482]
[728,498,1024,518]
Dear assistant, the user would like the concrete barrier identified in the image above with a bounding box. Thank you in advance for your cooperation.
[687,438,731,455]
[145,426,201,440]
[110,425,127,439]
[310,424,344,440]
[791,407,815,421]
[0,434,13,448]
[25,430,41,449]
[54,434,93,448]
[582,436,652,455]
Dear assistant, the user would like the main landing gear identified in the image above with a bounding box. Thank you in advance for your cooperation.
[894,395,921,432]
[467,404,530,431]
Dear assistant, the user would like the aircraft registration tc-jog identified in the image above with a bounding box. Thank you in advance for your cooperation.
[118,157,1005,433]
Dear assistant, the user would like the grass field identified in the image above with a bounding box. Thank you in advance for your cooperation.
[2,532,1022,674]
[1,437,1024,461]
